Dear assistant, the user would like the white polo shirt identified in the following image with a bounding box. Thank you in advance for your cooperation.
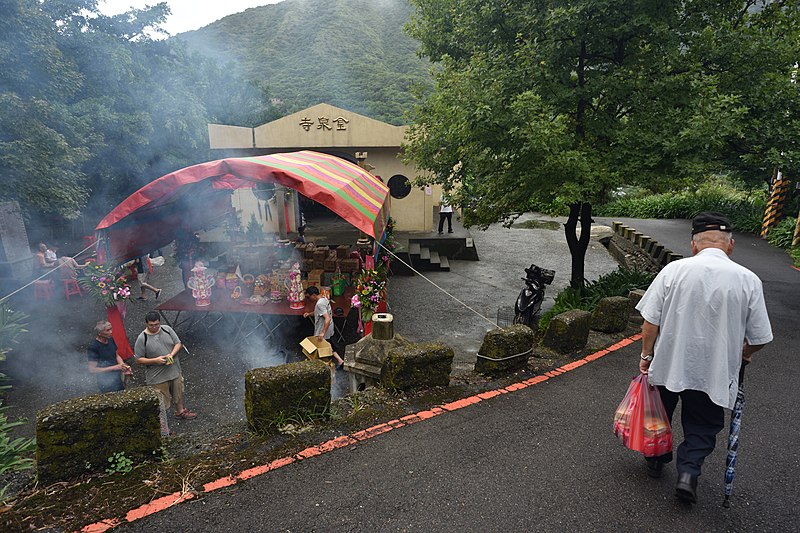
[636,247,772,409]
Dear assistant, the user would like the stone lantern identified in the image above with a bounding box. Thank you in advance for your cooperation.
[343,313,409,393]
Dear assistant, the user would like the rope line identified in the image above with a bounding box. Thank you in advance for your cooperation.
[0,241,98,304]
[375,241,498,329]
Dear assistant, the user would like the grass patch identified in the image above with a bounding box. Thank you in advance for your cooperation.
[512,219,561,231]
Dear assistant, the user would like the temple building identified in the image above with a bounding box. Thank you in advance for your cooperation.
[208,103,443,237]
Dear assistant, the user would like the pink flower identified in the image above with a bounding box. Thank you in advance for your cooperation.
[101,290,108,295]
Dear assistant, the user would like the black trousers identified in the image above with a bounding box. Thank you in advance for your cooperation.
[652,387,725,477]
[438,212,453,233]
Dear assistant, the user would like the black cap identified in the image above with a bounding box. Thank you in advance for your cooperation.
[692,212,733,235]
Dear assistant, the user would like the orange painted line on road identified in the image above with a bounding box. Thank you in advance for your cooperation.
[124,492,195,523]
[81,519,121,533]
[400,413,423,424]
[318,435,358,452]
[524,375,550,386]
[203,476,237,492]
[584,349,609,361]
[79,332,641,532]
[297,446,324,459]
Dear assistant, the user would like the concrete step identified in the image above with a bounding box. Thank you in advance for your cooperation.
[420,247,430,261]
[439,256,450,272]
[409,242,421,256]
[429,250,440,266]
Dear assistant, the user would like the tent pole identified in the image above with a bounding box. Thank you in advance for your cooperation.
[275,186,288,240]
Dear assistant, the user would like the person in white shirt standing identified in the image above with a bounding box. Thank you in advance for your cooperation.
[636,212,773,504]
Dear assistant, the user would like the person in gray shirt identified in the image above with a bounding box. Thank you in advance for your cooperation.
[303,286,345,369]
[134,311,197,420]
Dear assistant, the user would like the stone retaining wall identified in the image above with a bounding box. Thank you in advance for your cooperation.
[608,222,683,271]
[381,342,454,391]
[36,387,161,484]
[245,359,330,433]
[474,325,535,376]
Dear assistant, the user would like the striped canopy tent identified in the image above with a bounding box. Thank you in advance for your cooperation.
[95,150,390,265]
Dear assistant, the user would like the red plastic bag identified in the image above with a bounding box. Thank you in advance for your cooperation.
[613,374,672,457]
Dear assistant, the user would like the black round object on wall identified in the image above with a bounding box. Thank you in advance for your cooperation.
[388,174,411,199]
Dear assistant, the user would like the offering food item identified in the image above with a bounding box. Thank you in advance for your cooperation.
[165,355,174,365]
[644,417,669,437]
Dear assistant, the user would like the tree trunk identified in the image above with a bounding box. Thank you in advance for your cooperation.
[564,202,593,290]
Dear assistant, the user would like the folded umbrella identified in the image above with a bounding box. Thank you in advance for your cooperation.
[723,362,748,508]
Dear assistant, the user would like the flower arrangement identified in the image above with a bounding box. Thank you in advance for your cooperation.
[78,263,132,307]
[351,268,387,320]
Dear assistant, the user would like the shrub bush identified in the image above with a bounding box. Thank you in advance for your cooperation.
[766,217,797,249]
[788,246,800,267]
[0,302,34,499]
[596,179,766,235]
[539,267,655,331]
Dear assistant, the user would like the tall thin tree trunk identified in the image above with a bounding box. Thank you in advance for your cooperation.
[564,202,592,290]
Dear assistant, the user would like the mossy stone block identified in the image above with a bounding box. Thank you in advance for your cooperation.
[36,387,161,484]
[380,342,454,391]
[590,296,631,333]
[245,359,330,433]
[475,324,535,375]
[542,309,591,354]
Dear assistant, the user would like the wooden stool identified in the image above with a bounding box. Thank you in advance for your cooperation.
[62,279,82,300]
[33,280,55,301]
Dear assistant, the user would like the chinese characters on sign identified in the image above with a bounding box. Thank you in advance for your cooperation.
[299,116,350,132]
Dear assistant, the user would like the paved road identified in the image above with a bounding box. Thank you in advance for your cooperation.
[116,219,798,531]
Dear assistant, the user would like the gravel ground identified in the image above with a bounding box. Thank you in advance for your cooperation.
[2,214,618,441]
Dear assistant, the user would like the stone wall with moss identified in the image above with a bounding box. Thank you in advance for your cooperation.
[36,387,161,484]
[475,325,535,375]
[542,309,591,354]
[380,342,454,391]
[245,360,330,434]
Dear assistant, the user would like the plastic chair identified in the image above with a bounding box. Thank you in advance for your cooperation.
[33,280,55,301]
[62,279,82,300]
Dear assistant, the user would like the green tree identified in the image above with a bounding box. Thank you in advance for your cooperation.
[405,0,800,287]
[1,0,275,225]
[0,0,93,219]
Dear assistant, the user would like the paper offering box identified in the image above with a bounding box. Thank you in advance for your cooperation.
[300,337,333,360]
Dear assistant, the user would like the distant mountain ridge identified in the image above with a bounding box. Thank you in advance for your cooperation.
[176,0,431,125]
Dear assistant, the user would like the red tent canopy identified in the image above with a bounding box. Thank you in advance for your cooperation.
[95,151,391,264]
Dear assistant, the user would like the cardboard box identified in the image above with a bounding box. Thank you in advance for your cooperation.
[335,245,350,259]
[301,258,314,272]
[340,258,359,273]
[304,243,316,259]
[300,336,333,360]
[308,269,324,287]
[323,252,338,271]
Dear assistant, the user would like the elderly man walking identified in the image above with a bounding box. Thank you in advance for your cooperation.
[635,212,773,504]
[134,311,197,421]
